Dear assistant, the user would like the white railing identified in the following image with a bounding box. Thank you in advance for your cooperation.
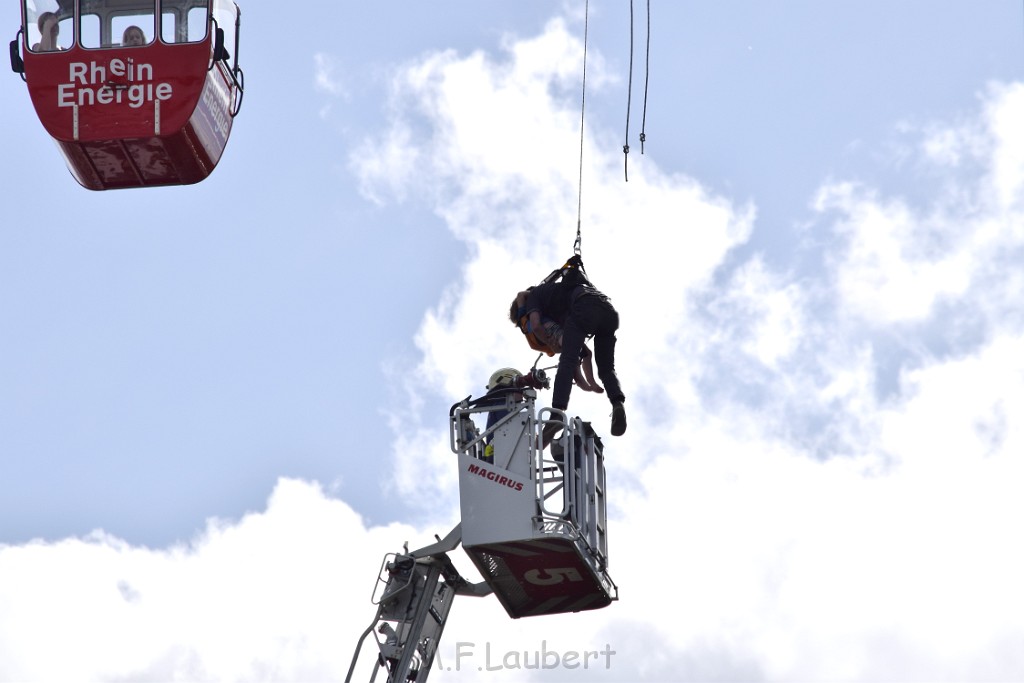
[450,392,609,569]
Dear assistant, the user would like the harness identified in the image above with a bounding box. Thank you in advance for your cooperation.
[515,254,591,356]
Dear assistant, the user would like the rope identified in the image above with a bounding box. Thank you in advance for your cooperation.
[640,0,650,153]
[623,0,634,181]
[624,1,652,166]
[574,0,590,257]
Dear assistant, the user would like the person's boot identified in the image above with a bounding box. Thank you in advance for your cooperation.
[541,422,562,448]
[611,401,627,436]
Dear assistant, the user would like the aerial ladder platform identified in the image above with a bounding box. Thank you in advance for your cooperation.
[347,382,617,682]
[450,384,617,618]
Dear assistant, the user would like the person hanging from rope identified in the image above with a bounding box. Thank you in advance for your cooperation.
[509,258,626,436]
[510,289,603,394]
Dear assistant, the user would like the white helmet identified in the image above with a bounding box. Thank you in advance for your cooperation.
[487,367,522,390]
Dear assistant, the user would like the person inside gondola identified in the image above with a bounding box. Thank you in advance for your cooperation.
[32,12,61,51]
[122,25,146,47]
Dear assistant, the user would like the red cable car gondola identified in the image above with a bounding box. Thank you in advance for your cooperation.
[10,0,243,190]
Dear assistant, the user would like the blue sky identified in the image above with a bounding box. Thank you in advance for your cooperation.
[3,1,1024,680]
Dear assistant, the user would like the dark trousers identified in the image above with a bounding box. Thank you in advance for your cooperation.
[552,294,625,410]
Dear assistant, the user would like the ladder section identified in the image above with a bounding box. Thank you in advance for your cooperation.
[346,527,490,683]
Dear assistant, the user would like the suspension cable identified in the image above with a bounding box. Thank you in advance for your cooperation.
[623,0,634,181]
[574,0,590,257]
[624,0,652,170]
[640,0,650,153]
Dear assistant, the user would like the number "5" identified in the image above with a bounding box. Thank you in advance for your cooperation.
[524,567,583,585]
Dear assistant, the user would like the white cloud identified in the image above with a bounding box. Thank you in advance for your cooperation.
[0,479,428,681]
[982,82,1024,211]
[705,256,806,370]
[313,52,349,119]
[313,52,346,97]
[815,180,981,326]
[820,83,1024,330]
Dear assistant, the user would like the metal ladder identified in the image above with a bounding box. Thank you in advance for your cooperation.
[345,526,490,683]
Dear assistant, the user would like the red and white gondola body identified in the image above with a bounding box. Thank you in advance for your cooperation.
[14,0,241,190]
